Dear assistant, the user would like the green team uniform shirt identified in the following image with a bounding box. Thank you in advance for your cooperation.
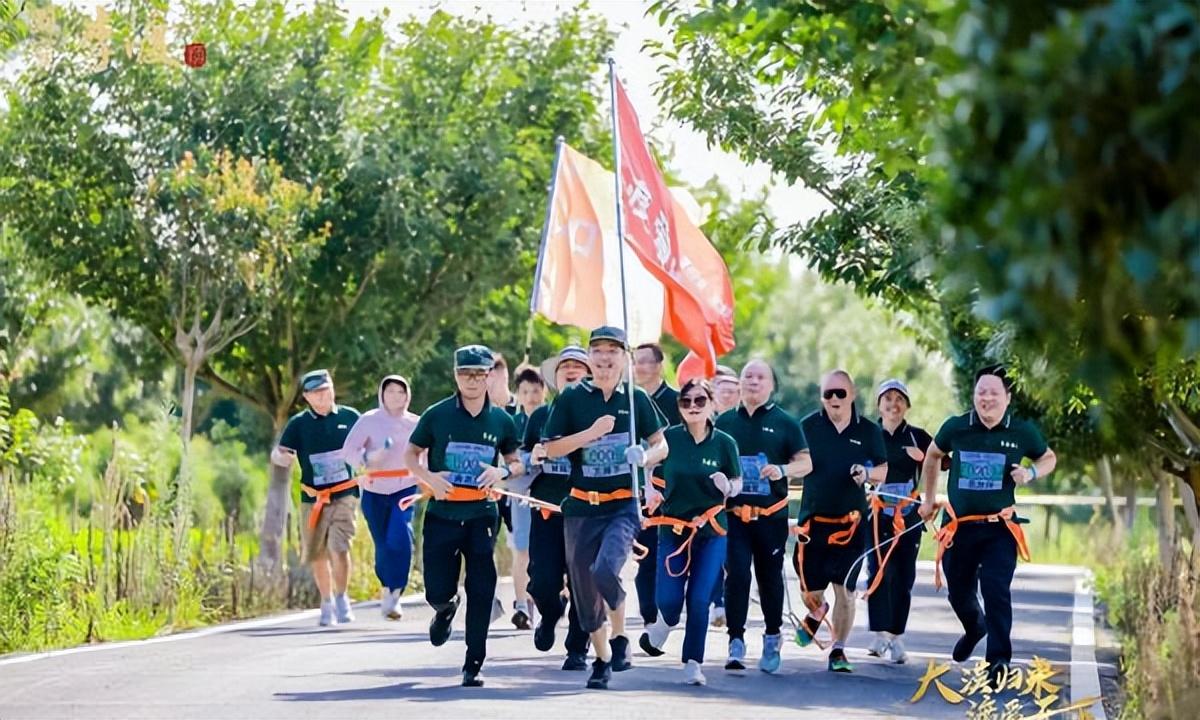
[278,405,361,503]
[409,393,520,522]
[522,403,574,505]
[933,410,1049,517]
[798,406,887,524]
[650,383,683,427]
[876,420,934,510]
[542,379,665,517]
[659,425,740,537]
[715,402,808,508]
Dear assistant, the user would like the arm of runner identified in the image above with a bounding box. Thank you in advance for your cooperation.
[1013,448,1057,485]
[405,442,452,499]
[638,429,668,467]
[644,483,664,513]
[866,462,888,484]
[918,441,947,520]
[769,449,812,480]
[270,445,296,468]
[544,414,615,459]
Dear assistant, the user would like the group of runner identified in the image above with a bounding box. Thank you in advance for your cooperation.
[271,326,1056,691]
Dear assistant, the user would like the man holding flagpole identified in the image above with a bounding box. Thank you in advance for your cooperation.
[542,326,668,689]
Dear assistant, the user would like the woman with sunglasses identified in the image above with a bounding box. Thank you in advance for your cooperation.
[638,379,742,686]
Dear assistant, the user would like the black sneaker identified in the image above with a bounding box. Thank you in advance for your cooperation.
[562,652,588,671]
[429,596,460,647]
[534,617,557,652]
[586,658,612,689]
[827,648,854,673]
[610,635,632,672]
[461,669,484,687]
[952,632,985,663]
[512,608,531,630]
[638,631,665,657]
[987,662,1008,692]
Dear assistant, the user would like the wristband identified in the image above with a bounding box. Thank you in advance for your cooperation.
[500,465,512,480]
[1028,465,1037,482]
[777,464,787,479]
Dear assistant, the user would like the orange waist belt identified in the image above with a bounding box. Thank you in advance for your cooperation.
[300,478,360,529]
[729,496,789,524]
[365,468,412,483]
[933,504,1031,590]
[568,487,635,506]
[863,492,920,598]
[643,504,727,578]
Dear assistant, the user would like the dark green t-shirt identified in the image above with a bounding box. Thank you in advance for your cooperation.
[798,406,887,523]
[522,403,574,505]
[933,410,1049,516]
[715,402,808,508]
[650,382,683,427]
[542,379,666,517]
[278,405,361,503]
[409,393,520,521]
[659,425,740,537]
[876,420,933,511]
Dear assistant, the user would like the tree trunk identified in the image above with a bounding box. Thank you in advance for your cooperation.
[256,411,292,573]
[1123,471,1138,529]
[1177,476,1200,550]
[173,335,204,556]
[1156,471,1177,569]
[1097,456,1121,531]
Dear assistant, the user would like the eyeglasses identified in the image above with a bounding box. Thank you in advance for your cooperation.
[822,388,849,400]
[679,396,709,409]
[456,370,489,382]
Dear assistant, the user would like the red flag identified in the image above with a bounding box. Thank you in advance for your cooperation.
[613,77,733,375]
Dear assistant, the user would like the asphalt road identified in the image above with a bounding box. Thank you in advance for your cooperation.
[0,560,1105,720]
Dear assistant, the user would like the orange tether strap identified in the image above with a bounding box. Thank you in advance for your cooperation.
[300,478,361,529]
[568,487,635,505]
[791,511,861,649]
[933,504,1031,591]
[862,492,919,598]
[398,478,496,511]
[729,496,790,524]
[643,504,727,578]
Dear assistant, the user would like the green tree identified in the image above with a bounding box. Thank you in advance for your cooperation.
[0,0,614,568]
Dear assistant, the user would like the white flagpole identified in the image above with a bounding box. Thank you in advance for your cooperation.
[607,58,642,508]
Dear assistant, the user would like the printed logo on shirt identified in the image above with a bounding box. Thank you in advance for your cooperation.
[618,409,629,415]
[702,458,720,469]
[850,438,862,445]
[1000,440,1019,449]
[482,432,498,444]
[763,426,776,434]
[337,424,347,429]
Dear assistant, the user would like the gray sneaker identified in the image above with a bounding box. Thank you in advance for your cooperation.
[318,599,335,627]
[334,593,354,624]
[725,637,747,671]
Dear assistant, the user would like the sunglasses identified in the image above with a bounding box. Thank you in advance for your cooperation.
[678,395,709,409]
[822,388,849,400]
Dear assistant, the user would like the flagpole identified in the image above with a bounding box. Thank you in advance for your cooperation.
[526,137,566,364]
[607,58,642,509]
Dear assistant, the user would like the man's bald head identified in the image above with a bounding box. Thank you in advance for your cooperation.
[740,358,775,407]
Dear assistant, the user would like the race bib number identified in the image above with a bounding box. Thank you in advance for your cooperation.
[958,451,1006,492]
[580,432,631,479]
[309,449,350,487]
[738,455,770,496]
[445,441,497,488]
[543,455,572,476]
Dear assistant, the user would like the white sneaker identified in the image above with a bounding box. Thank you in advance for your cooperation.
[889,636,908,664]
[319,599,335,627]
[381,588,403,620]
[867,632,891,657]
[710,605,726,628]
[684,659,706,686]
[335,593,354,624]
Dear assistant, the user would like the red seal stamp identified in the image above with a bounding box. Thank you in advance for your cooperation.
[184,43,206,68]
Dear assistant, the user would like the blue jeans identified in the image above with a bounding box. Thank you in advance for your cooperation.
[360,487,416,592]
[655,530,727,664]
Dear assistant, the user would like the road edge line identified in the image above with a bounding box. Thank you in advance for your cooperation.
[1071,569,1108,720]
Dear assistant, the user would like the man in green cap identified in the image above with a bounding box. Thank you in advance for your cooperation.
[403,344,524,688]
[543,326,669,690]
[271,369,361,627]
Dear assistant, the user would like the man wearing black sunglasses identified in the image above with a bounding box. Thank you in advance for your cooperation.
[795,369,888,673]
